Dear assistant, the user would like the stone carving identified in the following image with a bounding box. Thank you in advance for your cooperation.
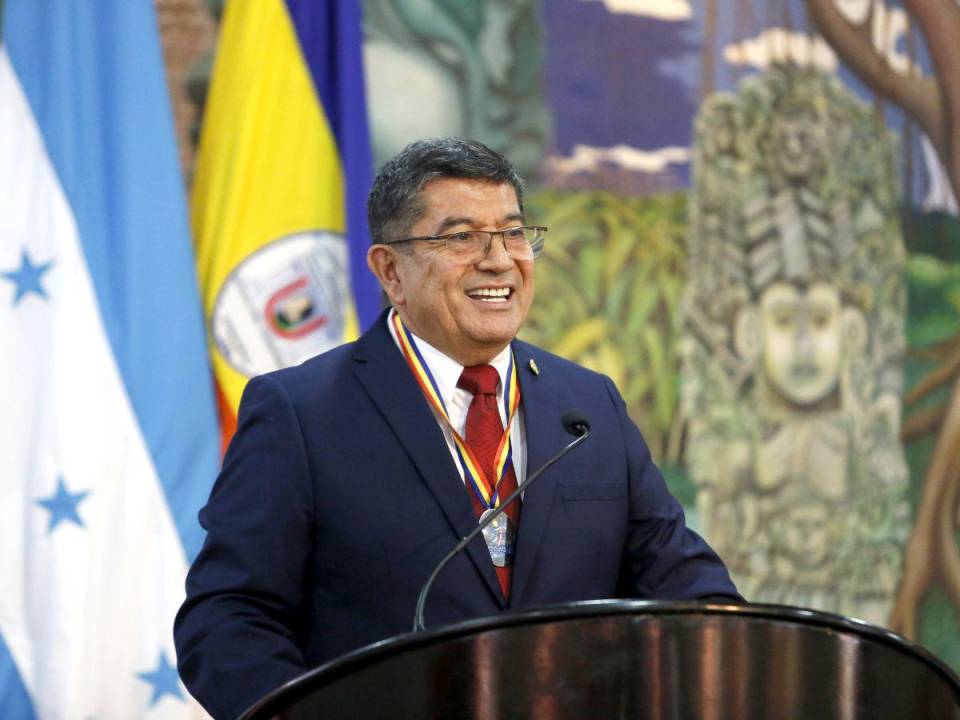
[683,66,909,625]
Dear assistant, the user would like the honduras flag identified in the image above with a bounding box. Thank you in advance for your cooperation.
[0,1,220,717]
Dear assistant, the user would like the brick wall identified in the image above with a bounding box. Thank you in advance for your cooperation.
[155,0,216,182]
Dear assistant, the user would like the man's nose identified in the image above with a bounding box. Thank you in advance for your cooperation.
[478,233,515,270]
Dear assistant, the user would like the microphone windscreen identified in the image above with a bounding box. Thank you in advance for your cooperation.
[561,409,590,436]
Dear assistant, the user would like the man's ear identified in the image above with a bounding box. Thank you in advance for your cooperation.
[367,244,405,307]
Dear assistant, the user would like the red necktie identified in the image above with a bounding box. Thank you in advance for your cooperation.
[458,365,520,599]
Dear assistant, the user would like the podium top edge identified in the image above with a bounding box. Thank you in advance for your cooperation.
[241,600,960,720]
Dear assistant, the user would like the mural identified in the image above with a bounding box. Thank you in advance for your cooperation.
[534,0,959,668]
[521,190,687,466]
[802,0,960,648]
[363,0,549,178]
[182,0,960,669]
[684,66,909,624]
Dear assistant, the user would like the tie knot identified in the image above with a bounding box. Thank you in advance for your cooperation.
[458,364,500,397]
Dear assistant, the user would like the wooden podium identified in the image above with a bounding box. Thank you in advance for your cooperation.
[240,601,960,719]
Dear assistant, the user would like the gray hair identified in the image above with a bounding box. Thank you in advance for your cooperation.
[367,137,525,245]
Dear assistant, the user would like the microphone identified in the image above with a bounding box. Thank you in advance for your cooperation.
[561,410,590,438]
[413,410,591,631]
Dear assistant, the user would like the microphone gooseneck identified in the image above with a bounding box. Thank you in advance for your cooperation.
[412,410,591,632]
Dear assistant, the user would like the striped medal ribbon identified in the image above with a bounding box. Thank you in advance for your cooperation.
[392,313,520,511]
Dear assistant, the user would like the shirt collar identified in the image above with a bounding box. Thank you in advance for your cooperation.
[387,308,512,406]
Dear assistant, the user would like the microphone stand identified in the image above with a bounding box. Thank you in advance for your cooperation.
[413,420,590,632]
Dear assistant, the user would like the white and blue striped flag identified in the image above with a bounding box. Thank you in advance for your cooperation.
[0,1,220,717]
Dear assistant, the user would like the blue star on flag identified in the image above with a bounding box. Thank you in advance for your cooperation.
[1,249,54,305]
[36,477,90,533]
[137,652,184,707]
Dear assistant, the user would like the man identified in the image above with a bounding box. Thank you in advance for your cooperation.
[174,138,740,720]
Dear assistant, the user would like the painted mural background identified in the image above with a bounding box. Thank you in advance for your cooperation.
[184,0,960,668]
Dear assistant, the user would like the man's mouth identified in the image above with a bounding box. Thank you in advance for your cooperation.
[466,287,512,303]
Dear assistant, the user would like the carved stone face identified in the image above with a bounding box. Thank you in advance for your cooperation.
[703,104,739,159]
[779,500,830,568]
[759,282,842,407]
[770,110,823,180]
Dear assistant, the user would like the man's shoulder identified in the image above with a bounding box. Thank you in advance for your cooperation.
[512,338,609,385]
[259,313,392,389]
[254,340,359,395]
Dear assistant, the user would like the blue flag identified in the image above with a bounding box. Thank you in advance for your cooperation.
[0,1,220,717]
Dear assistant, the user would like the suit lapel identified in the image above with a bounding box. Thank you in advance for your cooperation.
[510,342,566,606]
[351,314,504,606]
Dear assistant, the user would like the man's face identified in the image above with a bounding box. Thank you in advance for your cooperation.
[374,178,535,365]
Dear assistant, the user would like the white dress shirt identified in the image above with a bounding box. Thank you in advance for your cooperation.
[387,308,527,490]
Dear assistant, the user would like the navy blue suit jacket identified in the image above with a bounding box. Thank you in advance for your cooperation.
[174,313,740,719]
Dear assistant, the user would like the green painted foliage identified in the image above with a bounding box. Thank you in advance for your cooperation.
[434,0,484,33]
[920,585,960,674]
[902,215,960,424]
[521,189,687,463]
[900,211,960,673]
[906,254,960,347]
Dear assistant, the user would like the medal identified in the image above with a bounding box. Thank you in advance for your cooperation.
[479,508,516,567]
[393,313,522,567]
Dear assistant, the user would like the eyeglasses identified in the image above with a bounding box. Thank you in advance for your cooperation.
[383,226,547,264]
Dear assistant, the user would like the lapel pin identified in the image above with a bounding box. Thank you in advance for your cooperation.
[529,358,540,376]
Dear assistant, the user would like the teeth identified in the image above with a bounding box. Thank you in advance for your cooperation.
[468,288,510,300]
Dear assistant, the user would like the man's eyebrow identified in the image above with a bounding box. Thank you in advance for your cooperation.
[434,212,526,234]
[434,216,474,234]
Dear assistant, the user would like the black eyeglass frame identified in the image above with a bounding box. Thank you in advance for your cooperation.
[381,225,548,258]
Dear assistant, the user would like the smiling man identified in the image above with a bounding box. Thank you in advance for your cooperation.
[367,176,535,367]
[174,138,741,720]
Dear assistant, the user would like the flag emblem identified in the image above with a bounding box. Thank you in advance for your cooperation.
[211,230,349,377]
[192,0,379,449]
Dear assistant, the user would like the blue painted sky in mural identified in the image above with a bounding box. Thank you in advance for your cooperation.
[543,0,698,155]
[540,0,948,208]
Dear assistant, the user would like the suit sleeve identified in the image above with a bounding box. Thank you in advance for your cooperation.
[602,376,744,602]
[174,375,315,720]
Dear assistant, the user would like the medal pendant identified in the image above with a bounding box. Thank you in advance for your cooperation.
[479,508,516,568]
